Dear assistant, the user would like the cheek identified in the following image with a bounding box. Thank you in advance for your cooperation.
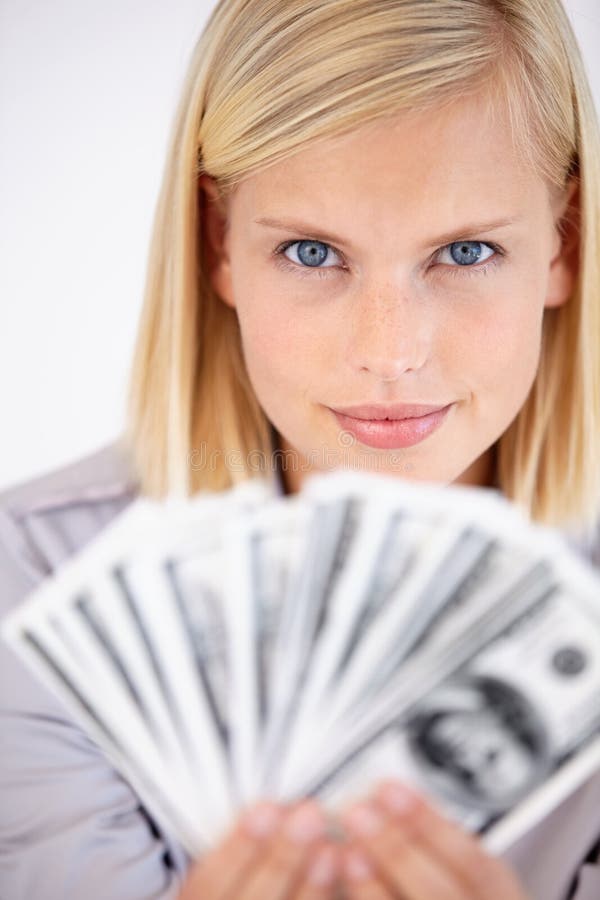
[459,280,545,399]
[231,275,331,396]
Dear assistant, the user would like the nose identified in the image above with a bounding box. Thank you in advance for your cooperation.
[345,284,431,382]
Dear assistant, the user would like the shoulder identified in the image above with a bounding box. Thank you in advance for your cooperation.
[0,435,142,730]
[0,441,188,899]
[0,438,139,607]
[0,437,141,708]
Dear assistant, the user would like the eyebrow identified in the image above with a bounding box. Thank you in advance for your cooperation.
[253,215,524,248]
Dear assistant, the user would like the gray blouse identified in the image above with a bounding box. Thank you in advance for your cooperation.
[1,439,600,900]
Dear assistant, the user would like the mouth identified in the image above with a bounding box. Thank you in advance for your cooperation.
[328,402,455,450]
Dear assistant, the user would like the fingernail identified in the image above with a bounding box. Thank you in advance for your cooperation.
[344,848,373,882]
[285,800,327,844]
[377,780,418,816]
[344,802,383,836]
[242,801,282,838]
[306,845,338,887]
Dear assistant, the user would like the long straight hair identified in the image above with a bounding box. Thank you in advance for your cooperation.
[123,0,600,531]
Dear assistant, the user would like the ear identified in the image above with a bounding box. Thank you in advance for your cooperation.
[198,173,236,308]
[544,176,580,309]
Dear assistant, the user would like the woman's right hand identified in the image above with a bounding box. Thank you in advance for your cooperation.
[178,799,340,900]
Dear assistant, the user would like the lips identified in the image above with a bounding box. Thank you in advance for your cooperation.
[329,402,455,450]
[329,402,452,421]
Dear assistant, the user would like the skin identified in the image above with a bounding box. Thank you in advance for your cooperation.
[178,800,341,900]
[181,87,580,897]
[201,88,578,495]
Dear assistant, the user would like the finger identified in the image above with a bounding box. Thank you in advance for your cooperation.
[340,844,396,900]
[179,801,283,900]
[373,781,527,900]
[240,799,330,900]
[342,798,467,900]
[292,841,341,900]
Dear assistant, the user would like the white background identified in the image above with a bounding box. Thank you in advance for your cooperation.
[1,0,599,491]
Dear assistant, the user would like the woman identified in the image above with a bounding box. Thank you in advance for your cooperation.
[1,0,600,897]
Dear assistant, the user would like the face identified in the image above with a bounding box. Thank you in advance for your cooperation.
[429,710,536,802]
[201,89,578,493]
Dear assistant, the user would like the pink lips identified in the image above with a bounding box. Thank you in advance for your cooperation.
[329,402,455,449]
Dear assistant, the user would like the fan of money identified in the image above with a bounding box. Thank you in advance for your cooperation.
[3,469,600,859]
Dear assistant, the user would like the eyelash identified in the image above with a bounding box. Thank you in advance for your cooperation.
[272,239,506,281]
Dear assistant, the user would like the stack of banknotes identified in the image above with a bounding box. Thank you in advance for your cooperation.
[3,469,600,859]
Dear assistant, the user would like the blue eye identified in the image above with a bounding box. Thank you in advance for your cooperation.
[279,239,340,269]
[441,241,495,267]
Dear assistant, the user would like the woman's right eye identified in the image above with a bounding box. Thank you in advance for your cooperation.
[276,239,343,270]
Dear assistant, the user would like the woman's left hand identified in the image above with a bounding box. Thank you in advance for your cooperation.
[338,779,532,899]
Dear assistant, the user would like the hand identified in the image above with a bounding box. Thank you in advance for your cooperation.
[178,798,341,899]
[338,780,531,899]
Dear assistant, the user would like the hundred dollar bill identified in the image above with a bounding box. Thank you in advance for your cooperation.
[259,491,365,789]
[1,480,275,852]
[276,471,520,786]
[319,502,547,739]
[220,495,311,803]
[106,476,278,833]
[276,505,436,786]
[280,542,557,796]
[1,567,208,854]
[289,536,600,855]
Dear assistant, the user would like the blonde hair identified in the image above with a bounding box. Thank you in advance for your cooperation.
[123,0,600,531]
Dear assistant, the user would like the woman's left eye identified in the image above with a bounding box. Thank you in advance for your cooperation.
[437,240,500,275]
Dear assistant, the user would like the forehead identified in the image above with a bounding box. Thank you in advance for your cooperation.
[233,90,546,226]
